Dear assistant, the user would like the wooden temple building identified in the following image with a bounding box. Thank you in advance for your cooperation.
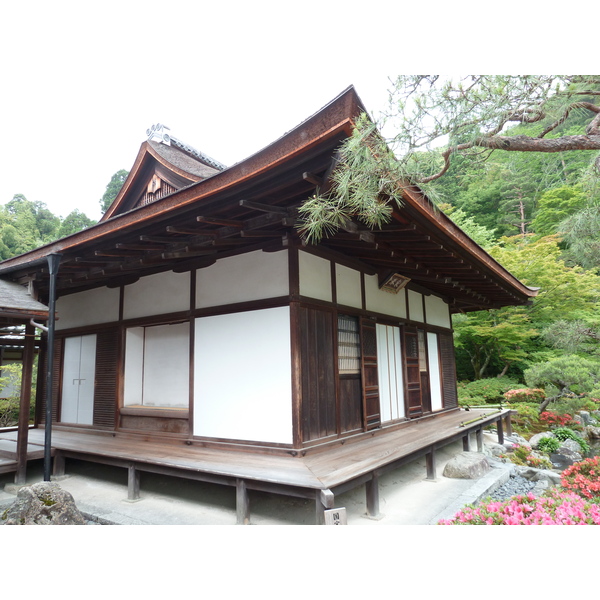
[0,87,537,523]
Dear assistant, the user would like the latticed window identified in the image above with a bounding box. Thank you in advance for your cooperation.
[338,315,360,374]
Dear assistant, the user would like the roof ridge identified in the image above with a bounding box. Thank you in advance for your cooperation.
[169,135,227,171]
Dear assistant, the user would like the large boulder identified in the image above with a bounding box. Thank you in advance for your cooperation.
[443,452,491,479]
[1,482,86,525]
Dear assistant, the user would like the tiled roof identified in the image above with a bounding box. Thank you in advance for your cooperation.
[0,278,48,318]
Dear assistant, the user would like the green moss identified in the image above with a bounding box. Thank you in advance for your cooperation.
[38,493,56,507]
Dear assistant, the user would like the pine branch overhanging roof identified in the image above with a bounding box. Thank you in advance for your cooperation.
[0,86,538,313]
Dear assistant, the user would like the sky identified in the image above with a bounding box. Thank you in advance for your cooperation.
[1,2,593,223]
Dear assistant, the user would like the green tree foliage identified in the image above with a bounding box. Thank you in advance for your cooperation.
[100,169,129,213]
[441,205,497,249]
[488,235,600,326]
[453,234,600,380]
[0,195,60,259]
[524,354,600,410]
[0,194,97,259]
[453,308,537,379]
[559,205,600,270]
[57,209,96,238]
[530,186,587,236]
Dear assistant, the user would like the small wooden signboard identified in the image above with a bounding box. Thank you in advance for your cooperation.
[324,507,347,525]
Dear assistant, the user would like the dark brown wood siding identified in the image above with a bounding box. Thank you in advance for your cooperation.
[439,332,458,409]
[360,318,380,430]
[339,376,362,433]
[402,326,423,418]
[93,328,119,428]
[299,306,336,442]
[37,337,63,424]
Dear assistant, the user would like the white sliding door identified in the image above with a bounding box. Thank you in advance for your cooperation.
[123,322,189,408]
[376,324,405,423]
[61,334,97,425]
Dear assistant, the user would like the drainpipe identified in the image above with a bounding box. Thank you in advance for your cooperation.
[43,253,61,482]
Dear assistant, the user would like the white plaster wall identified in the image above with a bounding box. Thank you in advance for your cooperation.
[298,251,332,302]
[425,295,451,329]
[407,289,424,322]
[335,264,362,308]
[427,332,443,411]
[364,274,407,318]
[194,306,293,444]
[123,271,190,319]
[196,250,289,308]
[56,287,120,330]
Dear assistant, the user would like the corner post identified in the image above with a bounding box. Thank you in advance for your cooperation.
[366,473,380,517]
[426,448,437,480]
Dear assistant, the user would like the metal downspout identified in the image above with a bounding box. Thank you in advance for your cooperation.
[43,253,61,482]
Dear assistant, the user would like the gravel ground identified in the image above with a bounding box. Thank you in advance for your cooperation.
[486,473,538,502]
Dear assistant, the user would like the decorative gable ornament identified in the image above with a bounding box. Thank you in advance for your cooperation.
[147,123,171,146]
[379,272,411,294]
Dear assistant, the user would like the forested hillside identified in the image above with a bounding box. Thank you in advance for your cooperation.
[299,75,600,406]
[427,110,600,386]
[0,170,128,260]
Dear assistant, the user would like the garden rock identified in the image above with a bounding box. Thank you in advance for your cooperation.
[577,411,592,426]
[484,442,506,458]
[529,431,555,448]
[443,452,490,479]
[585,425,600,440]
[516,466,562,486]
[503,434,529,448]
[550,448,582,470]
[1,482,86,525]
[560,439,583,454]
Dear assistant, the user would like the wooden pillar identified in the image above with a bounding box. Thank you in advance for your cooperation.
[52,451,65,477]
[316,489,334,525]
[128,464,140,501]
[426,448,437,480]
[462,433,470,451]
[366,473,380,517]
[497,418,504,445]
[504,413,513,436]
[476,428,483,453]
[236,479,250,525]
[15,322,35,485]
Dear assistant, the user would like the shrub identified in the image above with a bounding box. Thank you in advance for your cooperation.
[504,444,553,469]
[509,403,543,435]
[540,411,576,428]
[503,388,545,403]
[458,377,522,406]
[438,489,600,525]
[561,457,600,500]
[553,427,590,454]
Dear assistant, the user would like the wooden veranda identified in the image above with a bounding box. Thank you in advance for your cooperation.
[0,407,512,524]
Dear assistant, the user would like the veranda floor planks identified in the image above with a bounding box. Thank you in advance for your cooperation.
[0,407,509,493]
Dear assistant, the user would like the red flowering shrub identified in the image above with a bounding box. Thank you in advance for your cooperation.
[540,411,576,428]
[561,457,600,500]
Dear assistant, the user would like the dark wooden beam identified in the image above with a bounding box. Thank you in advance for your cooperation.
[238,199,289,215]
[197,216,243,228]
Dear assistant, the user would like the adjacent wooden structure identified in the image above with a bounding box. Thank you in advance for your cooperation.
[0,87,537,522]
